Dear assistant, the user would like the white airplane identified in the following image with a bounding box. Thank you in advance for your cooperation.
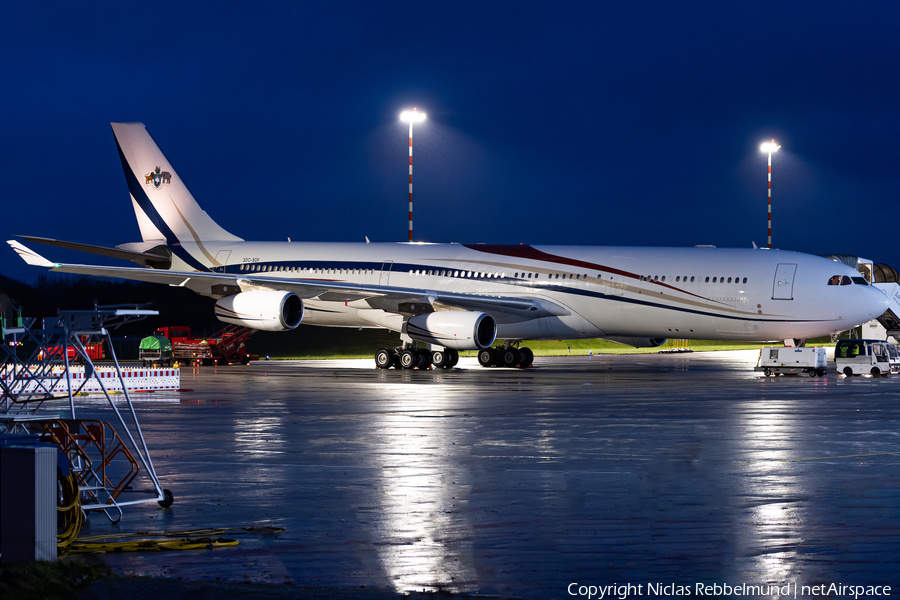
[8,123,890,370]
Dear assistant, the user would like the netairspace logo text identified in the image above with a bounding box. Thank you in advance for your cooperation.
[567,582,892,599]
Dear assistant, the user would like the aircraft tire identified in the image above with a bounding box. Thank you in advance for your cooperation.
[447,349,460,367]
[432,350,450,369]
[399,349,417,369]
[519,347,534,368]
[477,348,496,367]
[501,348,519,368]
[375,348,393,369]
[417,349,432,369]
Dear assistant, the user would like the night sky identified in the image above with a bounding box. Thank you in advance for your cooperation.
[3,1,899,285]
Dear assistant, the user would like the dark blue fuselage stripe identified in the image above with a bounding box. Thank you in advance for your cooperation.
[115,139,209,272]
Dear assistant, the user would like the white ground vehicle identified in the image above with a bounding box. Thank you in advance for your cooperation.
[755,346,828,377]
[833,339,900,377]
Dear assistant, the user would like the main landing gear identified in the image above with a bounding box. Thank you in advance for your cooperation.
[477,342,534,369]
[375,344,460,370]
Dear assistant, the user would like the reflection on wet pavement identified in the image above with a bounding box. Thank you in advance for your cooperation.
[51,352,900,598]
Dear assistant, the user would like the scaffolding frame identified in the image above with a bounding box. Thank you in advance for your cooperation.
[2,305,172,521]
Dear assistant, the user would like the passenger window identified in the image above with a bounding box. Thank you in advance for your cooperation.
[727,277,732,283]
[527,273,532,279]
[841,276,852,285]
[555,273,559,279]
[742,277,747,284]
[676,276,680,282]
[705,277,709,282]
[690,276,695,282]
[712,277,717,283]
[661,276,665,282]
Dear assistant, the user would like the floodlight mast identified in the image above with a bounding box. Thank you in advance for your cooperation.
[400,108,426,242]
[760,139,780,249]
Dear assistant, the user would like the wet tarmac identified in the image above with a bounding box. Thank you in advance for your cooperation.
[55,352,900,598]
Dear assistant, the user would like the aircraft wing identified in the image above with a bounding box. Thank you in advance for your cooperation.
[7,241,567,323]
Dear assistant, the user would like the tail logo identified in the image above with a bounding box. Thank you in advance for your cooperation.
[144,166,172,189]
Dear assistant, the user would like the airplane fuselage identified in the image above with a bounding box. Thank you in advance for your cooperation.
[173,240,881,344]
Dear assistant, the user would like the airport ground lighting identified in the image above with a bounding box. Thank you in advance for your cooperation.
[400,108,426,242]
[760,139,780,249]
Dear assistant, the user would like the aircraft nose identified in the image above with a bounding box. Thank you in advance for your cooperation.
[865,286,890,320]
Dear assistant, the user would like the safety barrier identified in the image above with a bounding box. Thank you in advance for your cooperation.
[1,366,180,395]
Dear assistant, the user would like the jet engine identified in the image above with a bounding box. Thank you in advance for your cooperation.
[603,336,667,348]
[406,311,497,351]
[214,290,304,331]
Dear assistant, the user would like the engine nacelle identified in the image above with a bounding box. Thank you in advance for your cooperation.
[214,291,304,332]
[406,311,497,351]
[603,336,667,348]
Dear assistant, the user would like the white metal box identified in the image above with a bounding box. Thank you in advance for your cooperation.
[755,346,827,377]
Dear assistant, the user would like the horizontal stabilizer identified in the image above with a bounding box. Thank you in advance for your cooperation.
[7,240,55,267]
[16,235,171,268]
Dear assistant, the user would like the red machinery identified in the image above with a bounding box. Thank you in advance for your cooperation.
[154,325,257,366]
[42,336,105,362]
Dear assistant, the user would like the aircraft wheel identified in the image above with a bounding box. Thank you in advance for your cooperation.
[519,347,534,368]
[447,349,460,367]
[477,348,496,367]
[431,349,450,368]
[375,348,393,369]
[500,347,519,368]
[399,349,417,369]
[843,367,853,377]
[417,349,432,369]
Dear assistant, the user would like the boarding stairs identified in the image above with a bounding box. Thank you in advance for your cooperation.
[873,282,900,342]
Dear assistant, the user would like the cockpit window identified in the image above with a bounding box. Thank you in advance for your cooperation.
[851,277,868,285]
[841,276,852,286]
[827,275,841,285]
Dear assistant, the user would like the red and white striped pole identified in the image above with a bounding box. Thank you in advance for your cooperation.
[400,108,426,242]
[760,139,780,249]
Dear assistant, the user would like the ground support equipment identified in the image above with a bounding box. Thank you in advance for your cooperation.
[1,305,174,523]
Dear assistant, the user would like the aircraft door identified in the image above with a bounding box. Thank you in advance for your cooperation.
[379,261,393,286]
[772,263,797,300]
[214,250,231,273]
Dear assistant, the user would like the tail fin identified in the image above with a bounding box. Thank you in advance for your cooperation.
[112,123,242,245]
